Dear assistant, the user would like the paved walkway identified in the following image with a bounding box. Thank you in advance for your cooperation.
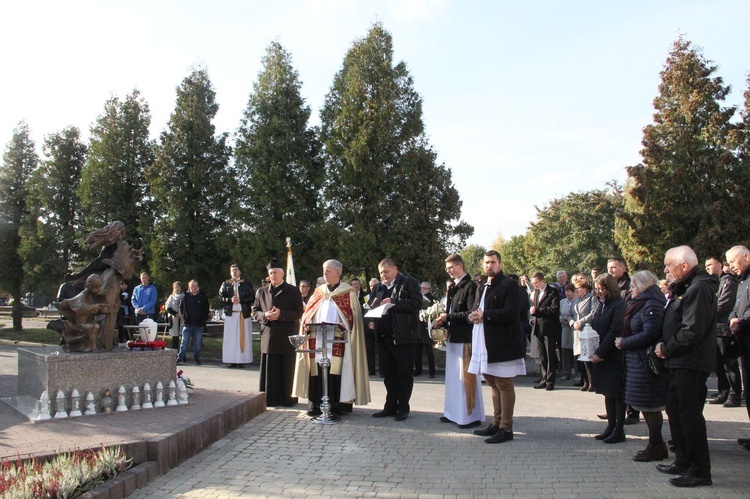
[1,327,749,497]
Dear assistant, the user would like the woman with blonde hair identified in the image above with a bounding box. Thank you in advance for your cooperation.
[616,270,668,461]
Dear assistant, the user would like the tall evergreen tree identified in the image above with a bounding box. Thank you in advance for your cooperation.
[20,127,86,296]
[234,42,323,281]
[78,90,153,259]
[147,68,233,293]
[616,37,738,266]
[0,122,38,329]
[321,23,472,283]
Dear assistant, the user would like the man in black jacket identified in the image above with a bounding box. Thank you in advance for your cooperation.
[530,272,561,390]
[656,246,716,487]
[727,245,750,450]
[468,250,525,443]
[178,279,210,366]
[367,259,421,421]
[705,256,740,407]
[435,253,482,428]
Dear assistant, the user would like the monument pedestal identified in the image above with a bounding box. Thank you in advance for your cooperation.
[4,346,177,421]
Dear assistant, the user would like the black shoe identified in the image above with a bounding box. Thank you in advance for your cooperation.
[439,416,453,423]
[485,428,513,443]
[669,474,712,487]
[176,359,185,365]
[741,441,750,451]
[597,413,607,420]
[708,394,727,404]
[372,409,397,418]
[723,398,741,407]
[594,426,614,440]
[227,363,237,368]
[473,424,499,436]
[623,416,639,425]
[632,442,668,462]
[533,382,547,389]
[238,364,245,369]
[458,420,482,429]
[738,437,750,445]
[545,385,555,391]
[603,430,625,444]
[656,463,689,475]
[306,408,322,417]
[395,412,408,421]
[195,359,201,365]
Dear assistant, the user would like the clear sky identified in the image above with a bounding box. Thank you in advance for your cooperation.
[2,1,748,247]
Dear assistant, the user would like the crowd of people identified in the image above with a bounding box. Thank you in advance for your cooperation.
[111,243,750,489]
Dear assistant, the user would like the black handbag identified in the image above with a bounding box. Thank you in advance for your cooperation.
[725,335,743,359]
[646,344,667,377]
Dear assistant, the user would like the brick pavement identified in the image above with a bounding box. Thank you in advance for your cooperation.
[133,365,750,498]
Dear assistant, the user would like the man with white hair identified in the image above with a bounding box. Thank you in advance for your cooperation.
[293,259,370,418]
[727,245,750,451]
[655,245,716,487]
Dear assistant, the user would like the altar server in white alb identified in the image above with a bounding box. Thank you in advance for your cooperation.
[292,259,370,417]
[219,264,255,368]
[434,253,484,429]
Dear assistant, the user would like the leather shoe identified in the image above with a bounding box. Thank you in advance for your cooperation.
[594,426,614,440]
[372,409,397,418]
[439,416,453,423]
[737,437,750,445]
[723,398,741,407]
[603,430,625,444]
[545,385,554,391]
[473,424,499,436]
[669,474,712,487]
[656,463,689,475]
[394,412,409,421]
[458,420,482,429]
[708,394,727,404]
[485,428,513,443]
[741,441,750,451]
[623,416,639,425]
[597,414,607,420]
[306,408,322,417]
[633,441,668,462]
[533,382,547,389]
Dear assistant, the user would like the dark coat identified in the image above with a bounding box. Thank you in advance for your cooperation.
[662,267,717,372]
[369,272,422,345]
[591,294,626,395]
[180,290,210,327]
[446,274,477,344]
[716,272,738,336]
[253,282,304,355]
[531,284,561,337]
[727,266,750,332]
[478,272,525,363]
[219,279,255,317]
[620,285,667,409]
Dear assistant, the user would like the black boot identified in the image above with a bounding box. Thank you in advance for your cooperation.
[594,425,614,440]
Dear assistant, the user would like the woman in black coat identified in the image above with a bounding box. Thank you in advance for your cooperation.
[616,270,668,461]
[590,273,627,444]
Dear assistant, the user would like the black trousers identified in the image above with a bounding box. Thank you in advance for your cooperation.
[379,337,416,415]
[414,324,435,376]
[259,352,298,407]
[665,368,711,478]
[364,330,377,375]
[716,335,742,401]
[534,334,558,386]
[739,334,750,419]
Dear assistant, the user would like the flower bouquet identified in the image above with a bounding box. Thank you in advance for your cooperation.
[177,369,194,392]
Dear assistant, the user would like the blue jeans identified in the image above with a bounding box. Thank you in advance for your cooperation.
[179,325,204,361]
